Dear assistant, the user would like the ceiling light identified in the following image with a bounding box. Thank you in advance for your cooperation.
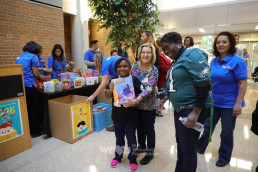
[255,25,258,30]
[217,24,230,27]
[199,28,205,33]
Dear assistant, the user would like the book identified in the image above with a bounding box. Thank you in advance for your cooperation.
[113,76,136,105]
[44,81,55,93]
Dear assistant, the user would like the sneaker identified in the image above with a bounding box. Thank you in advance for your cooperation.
[129,164,138,171]
[110,159,120,168]
[140,155,153,165]
[215,160,228,167]
[106,124,115,132]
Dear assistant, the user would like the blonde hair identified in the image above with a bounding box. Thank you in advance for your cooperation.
[137,43,156,66]
[93,52,104,71]
[142,30,159,49]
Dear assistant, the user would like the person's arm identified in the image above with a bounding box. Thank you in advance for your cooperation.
[105,80,113,99]
[86,75,110,102]
[32,67,44,81]
[84,60,95,66]
[233,79,247,116]
[123,67,158,107]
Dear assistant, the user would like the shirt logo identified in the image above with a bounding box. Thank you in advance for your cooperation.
[199,67,210,78]
[199,60,206,64]
[107,57,111,60]
[222,65,231,69]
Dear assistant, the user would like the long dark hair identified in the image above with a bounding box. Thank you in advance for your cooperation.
[213,31,236,57]
[52,44,65,65]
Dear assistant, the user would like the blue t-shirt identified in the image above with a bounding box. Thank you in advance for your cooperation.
[84,49,96,70]
[39,56,46,68]
[117,49,128,58]
[48,56,67,79]
[211,54,248,108]
[101,56,121,78]
[15,51,39,87]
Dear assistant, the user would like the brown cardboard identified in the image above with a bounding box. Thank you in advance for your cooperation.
[48,95,94,143]
[0,64,31,162]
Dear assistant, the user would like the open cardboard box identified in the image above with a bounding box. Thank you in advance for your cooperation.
[48,95,94,143]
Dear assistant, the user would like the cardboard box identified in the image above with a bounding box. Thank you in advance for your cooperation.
[48,95,94,143]
[93,103,112,131]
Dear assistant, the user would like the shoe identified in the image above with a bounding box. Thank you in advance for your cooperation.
[129,163,138,171]
[106,124,115,132]
[197,149,204,154]
[156,114,163,117]
[140,155,153,165]
[110,159,120,168]
[216,160,228,167]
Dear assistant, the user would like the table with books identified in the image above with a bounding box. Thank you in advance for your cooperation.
[37,69,101,136]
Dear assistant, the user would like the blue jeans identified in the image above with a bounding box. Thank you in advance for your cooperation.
[174,108,208,172]
[113,121,137,163]
[197,107,236,163]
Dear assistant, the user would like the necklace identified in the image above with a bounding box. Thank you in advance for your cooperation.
[140,62,151,72]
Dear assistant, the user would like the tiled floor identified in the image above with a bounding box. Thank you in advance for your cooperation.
[1,83,257,172]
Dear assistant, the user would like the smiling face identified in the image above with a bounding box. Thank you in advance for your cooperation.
[160,42,181,60]
[117,60,131,77]
[141,33,148,44]
[184,38,191,47]
[140,47,152,65]
[216,35,230,55]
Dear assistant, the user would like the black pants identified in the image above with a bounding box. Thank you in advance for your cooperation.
[137,109,156,155]
[25,86,40,134]
[113,121,137,163]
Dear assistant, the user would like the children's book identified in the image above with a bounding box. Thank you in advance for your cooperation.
[44,82,55,93]
[113,76,136,105]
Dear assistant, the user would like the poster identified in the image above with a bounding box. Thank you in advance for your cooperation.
[113,76,136,105]
[71,102,92,139]
[0,99,23,143]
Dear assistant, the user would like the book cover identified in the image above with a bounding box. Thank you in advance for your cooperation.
[62,80,71,90]
[44,81,55,92]
[113,76,136,105]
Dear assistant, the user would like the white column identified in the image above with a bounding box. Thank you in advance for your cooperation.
[70,0,90,69]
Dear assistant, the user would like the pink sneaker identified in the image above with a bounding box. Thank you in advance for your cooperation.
[110,159,119,168]
[129,164,138,171]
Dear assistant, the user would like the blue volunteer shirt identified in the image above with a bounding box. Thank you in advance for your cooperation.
[101,56,121,78]
[84,49,96,70]
[48,56,67,79]
[211,54,248,108]
[117,49,128,58]
[39,56,46,68]
[15,51,39,87]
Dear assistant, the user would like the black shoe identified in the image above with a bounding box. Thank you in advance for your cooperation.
[197,149,204,154]
[106,124,115,132]
[140,155,153,165]
[216,160,228,167]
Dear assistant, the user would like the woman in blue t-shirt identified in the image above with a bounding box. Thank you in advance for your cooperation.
[15,41,44,136]
[48,44,74,79]
[86,52,121,103]
[197,31,247,167]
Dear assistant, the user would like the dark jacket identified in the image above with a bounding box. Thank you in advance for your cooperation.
[251,100,258,135]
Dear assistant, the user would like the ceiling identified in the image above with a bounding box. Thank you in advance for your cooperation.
[156,0,258,35]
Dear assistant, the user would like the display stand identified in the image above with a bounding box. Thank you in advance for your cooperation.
[0,64,31,161]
